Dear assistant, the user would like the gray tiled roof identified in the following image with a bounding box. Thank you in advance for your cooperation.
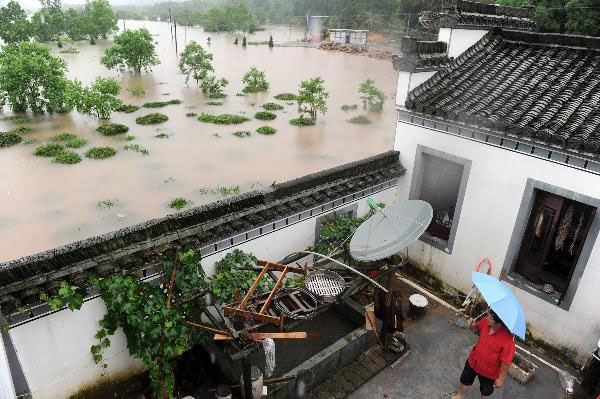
[406,29,600,156]
[430,0,536,31]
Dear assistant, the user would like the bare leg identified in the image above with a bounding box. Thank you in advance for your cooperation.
[451,384,469,399]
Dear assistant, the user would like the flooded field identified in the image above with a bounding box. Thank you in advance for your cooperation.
[0,20,397,262]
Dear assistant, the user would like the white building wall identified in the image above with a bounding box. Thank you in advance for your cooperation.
[396,71,437,109]
[445,28,489,58]
[0,336,15,399]
[394,121,600,358]
[9,187,396,399]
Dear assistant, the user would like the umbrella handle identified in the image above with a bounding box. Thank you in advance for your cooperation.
[474,309,488,321]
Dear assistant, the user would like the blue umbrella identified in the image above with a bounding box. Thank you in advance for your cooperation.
[472,271,526,340]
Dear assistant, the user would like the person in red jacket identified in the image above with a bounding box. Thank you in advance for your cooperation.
[449,309,515,398]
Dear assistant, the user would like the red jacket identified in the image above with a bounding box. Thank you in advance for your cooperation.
[468,318,515,379]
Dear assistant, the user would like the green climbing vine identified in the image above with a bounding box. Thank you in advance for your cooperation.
[40,281,84,311]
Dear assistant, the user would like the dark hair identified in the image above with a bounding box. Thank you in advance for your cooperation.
[489,309,504,325]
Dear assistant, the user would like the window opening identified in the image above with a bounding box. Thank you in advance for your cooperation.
[419,153,463,242]
[514,189,596,302]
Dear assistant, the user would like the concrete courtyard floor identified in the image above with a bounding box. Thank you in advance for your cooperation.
[346,298,564,399]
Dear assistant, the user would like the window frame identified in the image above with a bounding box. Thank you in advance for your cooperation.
[502,179,600,310]
[409,145,472,254]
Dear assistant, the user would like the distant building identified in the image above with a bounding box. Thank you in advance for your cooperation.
[328,29,369,45]
[306,15,329,41]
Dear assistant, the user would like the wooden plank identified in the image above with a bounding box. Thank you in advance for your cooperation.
[223,306,282,325]
[257,260,305,275]
[185,321,228,336]
[214,332,308,340]
[239,263,270,310]
[260,266,288,315]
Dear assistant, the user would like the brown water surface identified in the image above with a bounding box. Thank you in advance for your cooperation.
[0,21,397,262]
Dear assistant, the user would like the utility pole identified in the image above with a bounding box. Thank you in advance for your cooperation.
[169,8,173,39]
[174,21,178,54]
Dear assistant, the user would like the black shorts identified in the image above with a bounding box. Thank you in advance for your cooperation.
[460,360,495,396]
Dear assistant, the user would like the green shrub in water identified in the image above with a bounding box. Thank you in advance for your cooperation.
[341,104,358,111]
[86,146,117,159]
[136,113,168,125]
[206,102,223,106]
[289,117,315,126]
[232,130,251,138]
[255,111,276,120]
[97,199,119,208]
[348,115,372,124]
[123,135,136,141]
[198,113,250,125]
[51,133,87,148]
[124,144,150,155]
[169,197,190,210]
[186,112,198,117]
[256,126,277,135]
[142,99,182,108]
[209,92,227,99]
[274,93,296,101]
[128,87,146,97]
[262,102,284,111]
[0,132,22,147]
[54,151,82,164]
[97,123,129,135]
[34,143,64,156]
[116,104,140,113]
[52,133,77,142]
[155,133,170,139]
[1,115,28,124]
[11,127,35,134]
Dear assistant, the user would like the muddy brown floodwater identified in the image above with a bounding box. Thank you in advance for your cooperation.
[0,21,397,262]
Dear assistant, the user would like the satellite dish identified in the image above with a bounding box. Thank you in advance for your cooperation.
[349,200,433,261]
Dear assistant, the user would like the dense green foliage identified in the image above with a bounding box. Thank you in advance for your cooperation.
[289,117,315,126]
[129,87,146,97]
[200,76,229,97]
[101,28,160,72]
[210,249,271,303]
[255,111,276,120]
[96,123,129,135]
[0,132,22,147]
[143,99,182,108]
[198,113,250,124]
[169,197,190,209]
[116,104,140,113]
[0,42,67,113]
[262,102,284,111]
[86,146,117,159]
[297,77,329,121]
[256,126,277,135]
[66,77,122,120]
[34,143,64,157]
[348,115,372,124]
[488,0,599,36]
[136,112,169,125]
[201,1,258,32]
[10,126,35,135]
[358,79,385,112]
[52,133,87,148]
[274,93,297,101]
[178,41,214,85]
[241,66,269,93]
[31,8,65,42]
[89,250,211,398]
[54,151,82,164]
[0,1,31,43]
[64,0,118,42]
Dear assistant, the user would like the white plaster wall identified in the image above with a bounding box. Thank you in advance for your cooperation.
[447,28,489,58]
[396,71,437,108]
[438,27,452,45]
[0,335,16,399]
[10,187,396,399]
[394,121,600,358]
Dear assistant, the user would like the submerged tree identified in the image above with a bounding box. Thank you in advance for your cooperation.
[66,77,122,120]
[31,8,65,42]
[178,41,214,85]
[241,66,269,93]
[297,77,329,121]
[86,0,118,39]
[358,79,386,112]
[0,1,31,44]
[101,28,160,72]
[200,75,229,96]
[0,42,67,113]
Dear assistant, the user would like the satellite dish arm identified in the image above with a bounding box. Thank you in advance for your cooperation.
[291,250,389,293]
